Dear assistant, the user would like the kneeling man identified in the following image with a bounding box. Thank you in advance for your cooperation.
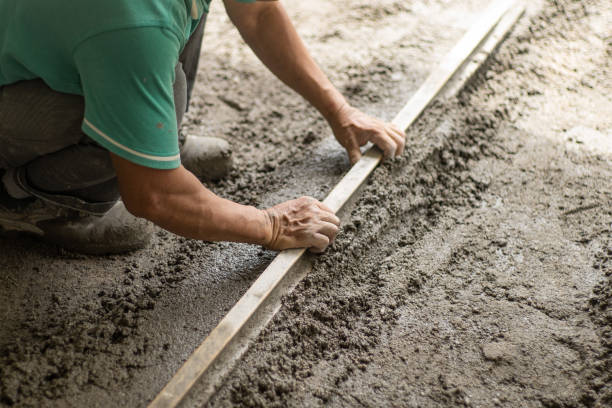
[0,0,404,254]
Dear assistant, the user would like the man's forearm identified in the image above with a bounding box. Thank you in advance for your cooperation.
[147,186,270,245]
[228,1,347,124]
[114,158,271,245]
[111,153,340,252]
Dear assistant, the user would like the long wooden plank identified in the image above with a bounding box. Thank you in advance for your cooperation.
[149,1,522,406]
[441,5,526,99]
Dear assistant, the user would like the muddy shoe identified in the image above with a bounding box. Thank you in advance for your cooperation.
[180,135,233,181]
[1,179,153,254]
[0,188,69,236]
[38,202,154,255]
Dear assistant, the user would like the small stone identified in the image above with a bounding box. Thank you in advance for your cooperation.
[493,239,508,247]
[481,341,516,361]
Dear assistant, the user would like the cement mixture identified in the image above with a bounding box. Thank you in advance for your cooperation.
[208,0,612,407]
[1,0,610,407]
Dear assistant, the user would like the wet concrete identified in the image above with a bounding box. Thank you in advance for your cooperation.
[1,0,610,407]
[208,0,612,406]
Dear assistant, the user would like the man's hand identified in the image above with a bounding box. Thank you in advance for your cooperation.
[264,197,340,253]
[224,1,406,165]
[329,104,405,164]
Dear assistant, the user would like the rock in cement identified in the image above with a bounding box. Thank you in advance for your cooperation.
[181,135,233,181]
[481,341,518,362]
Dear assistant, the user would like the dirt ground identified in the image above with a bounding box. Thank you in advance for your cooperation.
[1,0,610,407]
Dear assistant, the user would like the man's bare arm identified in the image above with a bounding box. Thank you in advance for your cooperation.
[223,0,405,164]
[111,153,339,251]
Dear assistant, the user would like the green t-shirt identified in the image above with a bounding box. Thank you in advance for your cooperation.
[0,0,254,169]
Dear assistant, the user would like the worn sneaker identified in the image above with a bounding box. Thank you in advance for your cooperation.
[180,135,233,181]
[0,174,71,235]
[0,171,153,254]
[38,201,154,255]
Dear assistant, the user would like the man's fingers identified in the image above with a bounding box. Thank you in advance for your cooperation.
[340,136,363,165]
[333,107,407,163]
[317,221,339,241]
[308,233,330,253]
[390,123,405,137]
[370,130,397,159]
[314,202,340,225]
[348,147,362,164]
[371,124,406,159]
[267,196,342,252]
[387,125,406,156]
[322,212,341,226]
[319,211,340,227]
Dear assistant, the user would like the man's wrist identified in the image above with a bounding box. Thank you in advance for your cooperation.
[318,89,349,126]
[256,207,275,247]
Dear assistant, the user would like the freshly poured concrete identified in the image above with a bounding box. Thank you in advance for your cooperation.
[1,0,610,407]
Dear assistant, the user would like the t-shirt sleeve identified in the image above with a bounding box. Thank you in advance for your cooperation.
[74,27,182,169]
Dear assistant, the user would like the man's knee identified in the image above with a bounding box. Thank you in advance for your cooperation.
[0,80,85,168]
[23,142,120,207]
